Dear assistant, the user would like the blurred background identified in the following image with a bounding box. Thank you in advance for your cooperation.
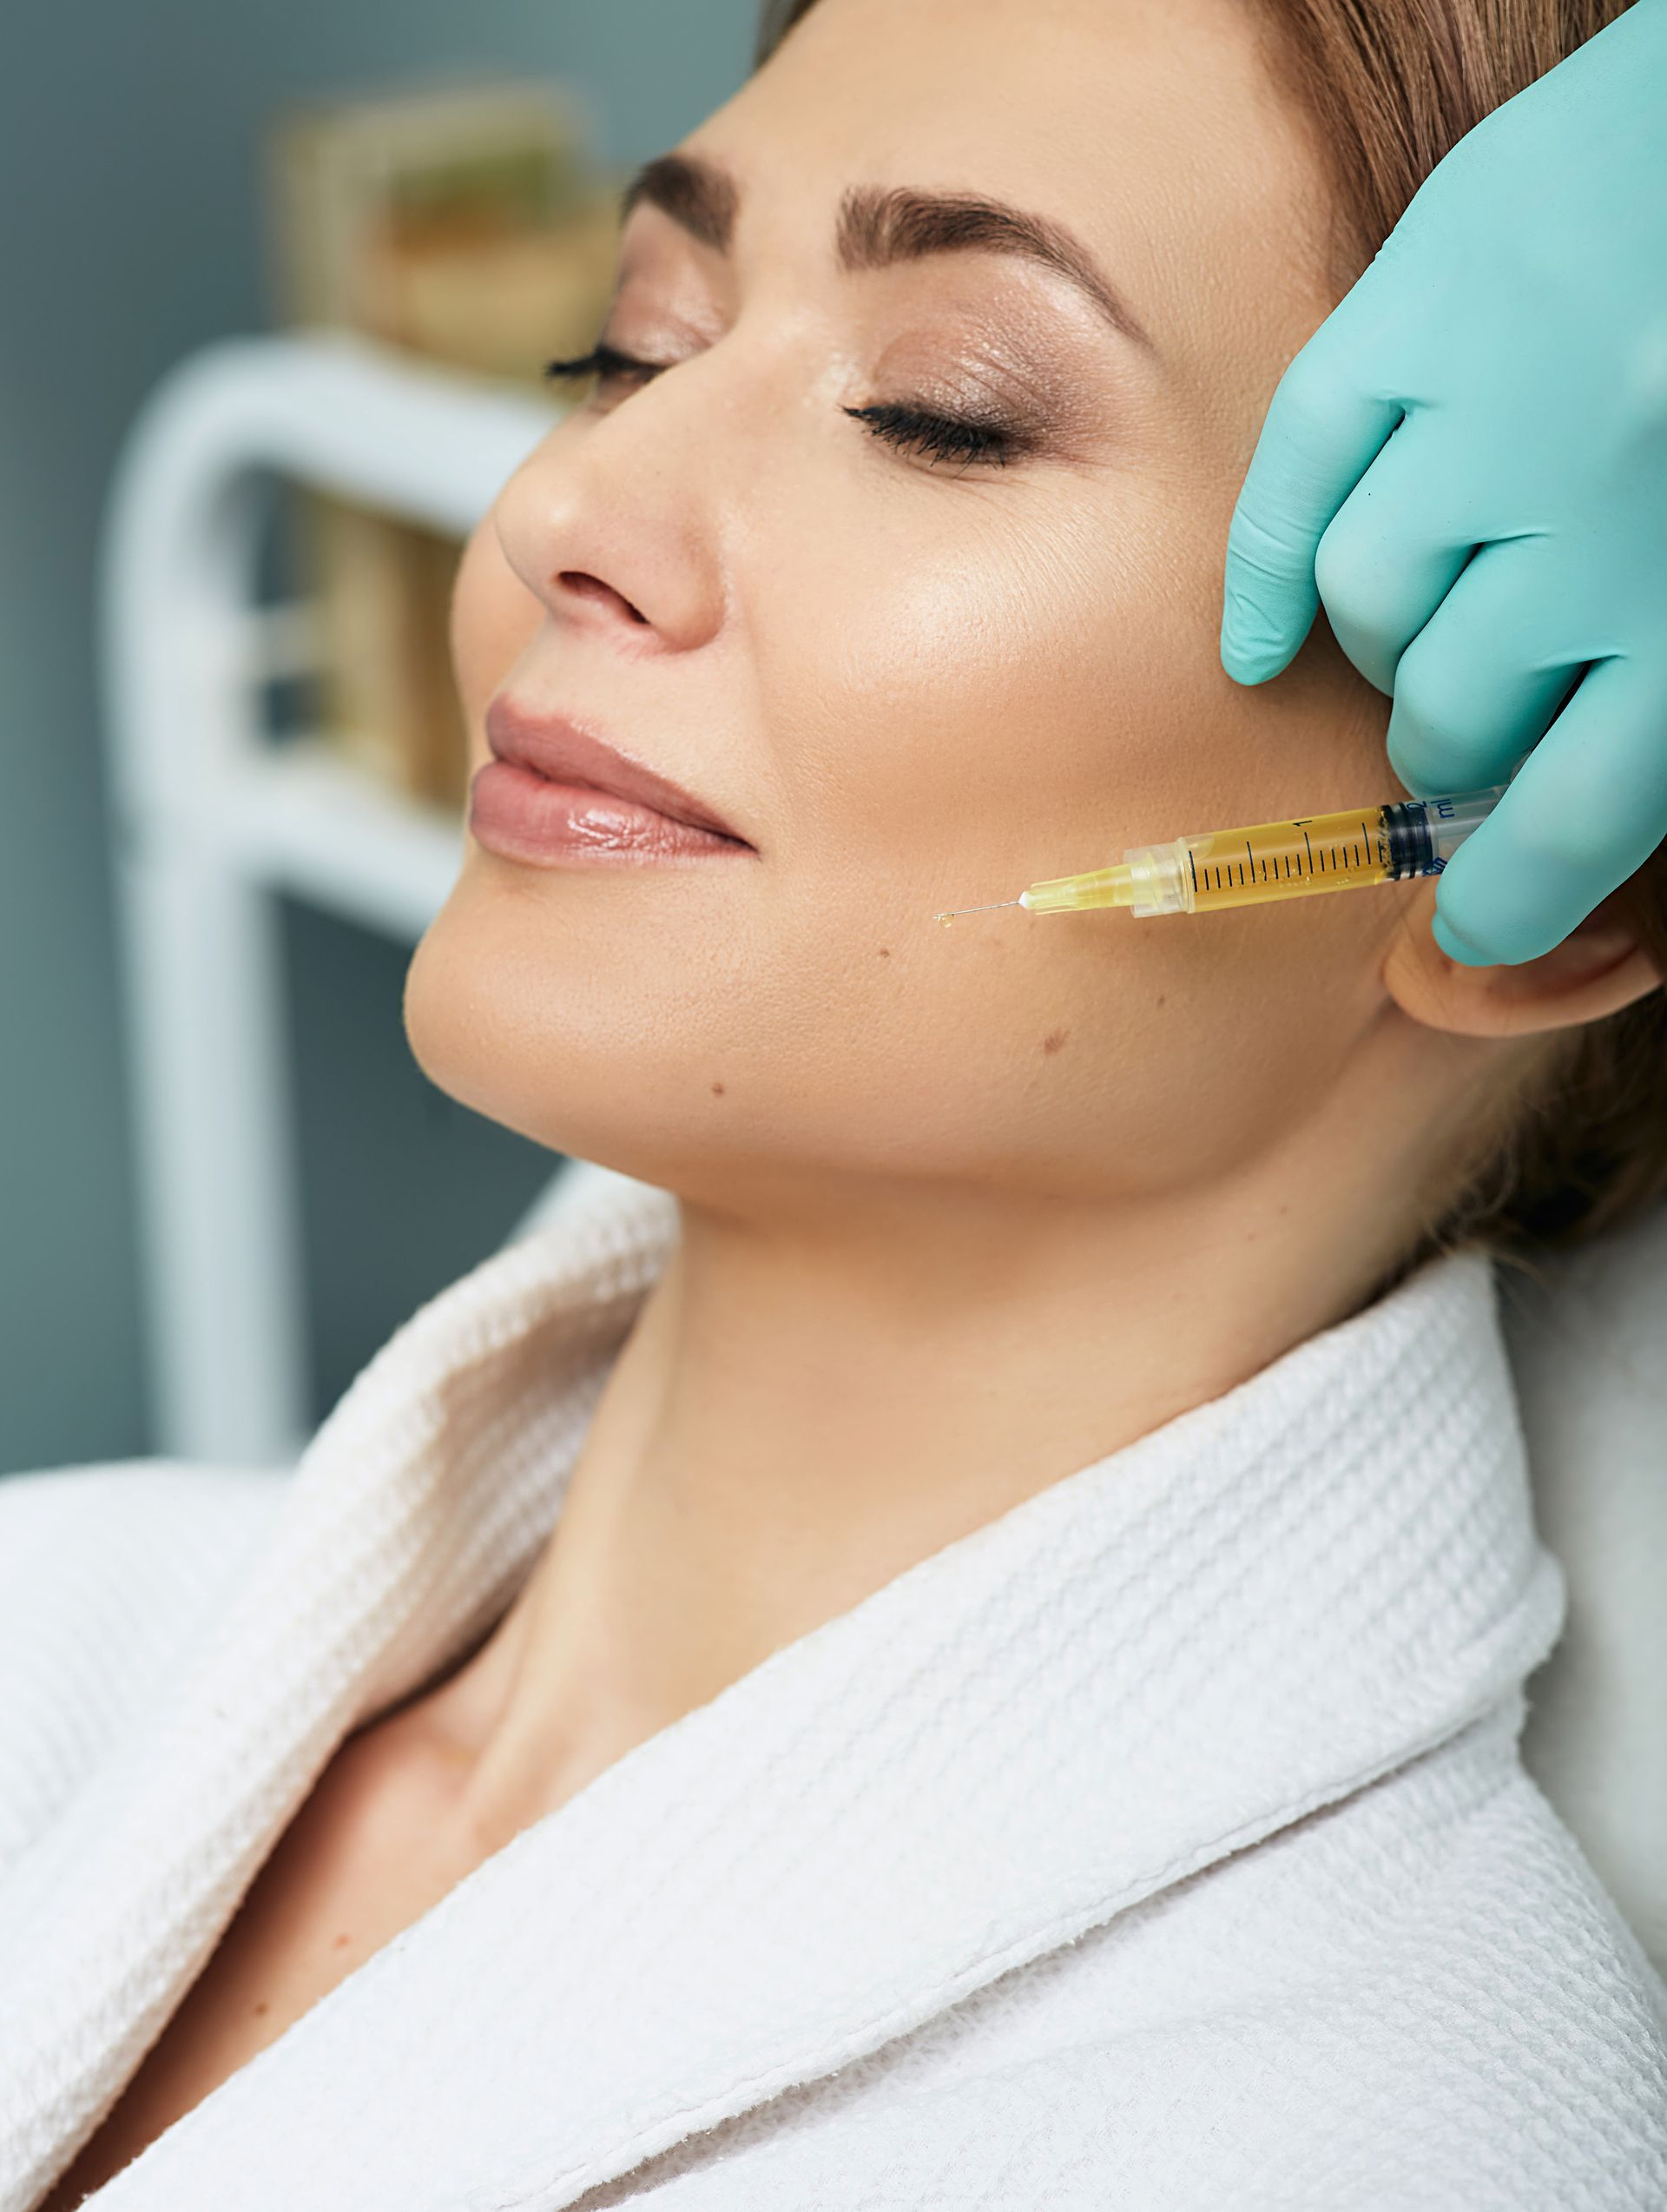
[0,0,761,1478]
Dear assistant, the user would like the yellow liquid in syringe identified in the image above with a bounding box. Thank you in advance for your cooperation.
[1021,802,1406,917]
[934,782,1512,925]
[1181,806,1388,911]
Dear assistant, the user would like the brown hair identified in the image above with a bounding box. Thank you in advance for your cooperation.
[755,0,1667,1289]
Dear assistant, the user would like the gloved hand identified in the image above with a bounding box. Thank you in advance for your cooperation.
[1218,0,1667,967]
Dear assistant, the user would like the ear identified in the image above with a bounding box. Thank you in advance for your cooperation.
[1383,879,1665,1040]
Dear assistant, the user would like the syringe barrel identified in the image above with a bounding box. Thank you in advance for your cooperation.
[1135,783,1508,916]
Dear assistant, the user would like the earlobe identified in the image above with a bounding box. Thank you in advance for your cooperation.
[1381,881,1664,1040]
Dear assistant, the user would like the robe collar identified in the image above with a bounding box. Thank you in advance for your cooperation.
[0,1169,1565,2212]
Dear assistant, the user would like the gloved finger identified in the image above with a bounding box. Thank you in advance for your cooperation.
[1311,419,1476,696]
[1385,537,1588,796]
[1431,654,1667,966]
[1220,335,1402,687]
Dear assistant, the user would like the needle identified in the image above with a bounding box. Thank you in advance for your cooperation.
[932,899,1025,924]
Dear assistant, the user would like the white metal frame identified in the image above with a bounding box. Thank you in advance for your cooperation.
[98,332,564,1469]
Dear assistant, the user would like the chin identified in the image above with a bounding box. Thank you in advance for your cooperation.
[400,860,1044,1208]
[402,890,747,1195]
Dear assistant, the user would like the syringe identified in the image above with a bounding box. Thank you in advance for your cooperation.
[933,782,1511,923]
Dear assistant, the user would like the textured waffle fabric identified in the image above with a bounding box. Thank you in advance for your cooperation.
[2,1161,1664,2211]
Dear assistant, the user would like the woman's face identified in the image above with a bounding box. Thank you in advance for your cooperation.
[408,0,1408,1210]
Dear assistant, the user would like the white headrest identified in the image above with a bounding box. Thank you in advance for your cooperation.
[1501,1198,1667,1978]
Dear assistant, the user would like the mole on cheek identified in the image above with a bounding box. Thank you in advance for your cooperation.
[877,948,891,958]
[1041,1029,1069,1056]
[711,1081,726,1097]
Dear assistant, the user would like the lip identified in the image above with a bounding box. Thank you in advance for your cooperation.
[482,697,751,847]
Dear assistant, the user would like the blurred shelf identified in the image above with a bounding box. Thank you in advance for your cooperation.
[100,332,565,1468]
[221,729,466,943]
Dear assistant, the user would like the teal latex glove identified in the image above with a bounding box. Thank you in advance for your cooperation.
[1219,0,1667,967]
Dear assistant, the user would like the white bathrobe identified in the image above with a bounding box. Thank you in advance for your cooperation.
[2,1163,1664,2212]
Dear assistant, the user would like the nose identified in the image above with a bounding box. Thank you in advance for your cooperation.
[491,390,727,656]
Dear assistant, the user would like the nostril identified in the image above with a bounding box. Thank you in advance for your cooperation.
[556,570,650,625]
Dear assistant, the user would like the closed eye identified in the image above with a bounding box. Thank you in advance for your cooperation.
[544,346,1031,474]
[841,403,1026,471]
[544,342,662,388]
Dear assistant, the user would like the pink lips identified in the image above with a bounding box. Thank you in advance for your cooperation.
[471,697,754,868]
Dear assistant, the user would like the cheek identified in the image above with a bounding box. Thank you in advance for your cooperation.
[748,466,1239,907]
[716,463,1395,1188]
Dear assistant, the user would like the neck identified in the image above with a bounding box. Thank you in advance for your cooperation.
[410,1071,1443,1855]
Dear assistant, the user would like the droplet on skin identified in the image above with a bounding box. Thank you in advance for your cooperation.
[934,913,954,928]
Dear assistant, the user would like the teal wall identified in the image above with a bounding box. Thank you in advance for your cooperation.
[0,0,761,1474]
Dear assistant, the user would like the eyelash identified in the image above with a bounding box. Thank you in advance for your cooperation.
[542,345,1025,472]
[839,403,1017,469]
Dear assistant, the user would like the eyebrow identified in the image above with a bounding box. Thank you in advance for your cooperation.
[619,152,1156,353]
